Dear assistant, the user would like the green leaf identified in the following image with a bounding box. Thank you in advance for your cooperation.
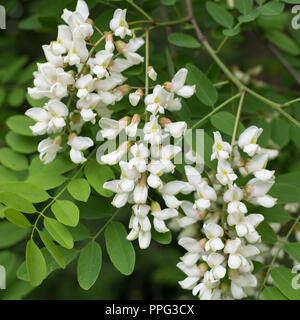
[256,221,277,244]
[260,205,291,223]
[152,229,172,244]
[17,247,78,282]
[269,183,300,203]
[26,240,47,287]
[271,267,300,300]
[263,286,288,300]
[276,171,300,188]
[5,132,39,154]
[0,192,35,213]
[0,182,49,203]
[44,217,74,249]
[160,0,176,6]
[0,166,18,183]
[186,63,218,107]
[168,32,200,48]
[38,230,66,269]
[69,223,90,242]
[206,2,234,28]
[284,243,300,263]
[223,28,241,37]
[6,115,34,136]
[7,87,26,107]
[210,111,245,137]
[4,208,31,229]
[0,221,30,248]
[51,200,79,227]
[258,1,285,16]
[0,148,28,171]
[84,159,115,197]
[267,30,299,56]
[77,241,102,290]
[67,178,91,202]
[105,221,135,275]
[235,0,253,15]
[238,8,260,22]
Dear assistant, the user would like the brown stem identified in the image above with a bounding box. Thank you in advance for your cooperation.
[185,0,206,43]
[268,42,300,86]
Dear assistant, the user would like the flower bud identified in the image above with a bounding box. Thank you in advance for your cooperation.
[159,117,172,128]
[115,40,127,53]
[53,135,63,146]
[151,201,161,212]
[116,84,130,96]
[197,209,207,220]
[164,81,172,92]
[105,33,115,53]
[119,116,131,126]
[228,269,240,280]
[129,89,143,106]
[199,238,207,250]
[197,263,208,276]
[147,66,157,81]
[68,133,77,142]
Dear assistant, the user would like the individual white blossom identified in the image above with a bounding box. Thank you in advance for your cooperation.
[109,9,132,39]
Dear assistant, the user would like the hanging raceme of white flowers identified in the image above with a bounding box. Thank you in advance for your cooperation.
[24,0,280,300]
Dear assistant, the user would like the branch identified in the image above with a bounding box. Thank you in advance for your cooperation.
[268,42,300,87]
[184,0,300,129]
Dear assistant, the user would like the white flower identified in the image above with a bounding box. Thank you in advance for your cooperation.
[194,181,217,211]
[26,99,68,135]
[164,121,187,138]
[170,68,195,98]
[100,142,129,165]
[246,153,275,181]
[98,117,128,140]
[77,93,101,123]
[129,143,149,173]
[62,0,93,39]
[227,212,264,243]
[90,50,113,78]
[67,135,93,164]
[229,272,257,300]
[192,271,221,300]
[76,74,95,98]
[50,25,73,56]
[109,9,132,39]
[246,177,276,208]
[177,261,202,290]
[122,38,145,64]
[151,202,178,233]
[206,253,226,280]
[28,63,74,99]
[147,66,157,81]
[216,160,238,185]
[178,237,204,266]
[125,114,140,138]
[64,38,89,66]
[108,58,134,73]
[224,238,259,272]
[143,115,162,145]
[38,138,61,164]
[238,126,263,156]
[178,201,202,228]
[145,85,169,115]
[129,89,143,106]
[211,131,232,161]
[160,181,187,208]
[203,223,224,252]
[127,204,151,249]
[42,45,64,67]
[133,174,148,204]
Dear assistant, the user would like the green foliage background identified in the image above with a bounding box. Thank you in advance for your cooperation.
[1,0,300,300]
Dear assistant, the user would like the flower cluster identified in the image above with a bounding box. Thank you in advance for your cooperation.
[176,126,278,300]
[101,68,195,249]
[25,0,144,164]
